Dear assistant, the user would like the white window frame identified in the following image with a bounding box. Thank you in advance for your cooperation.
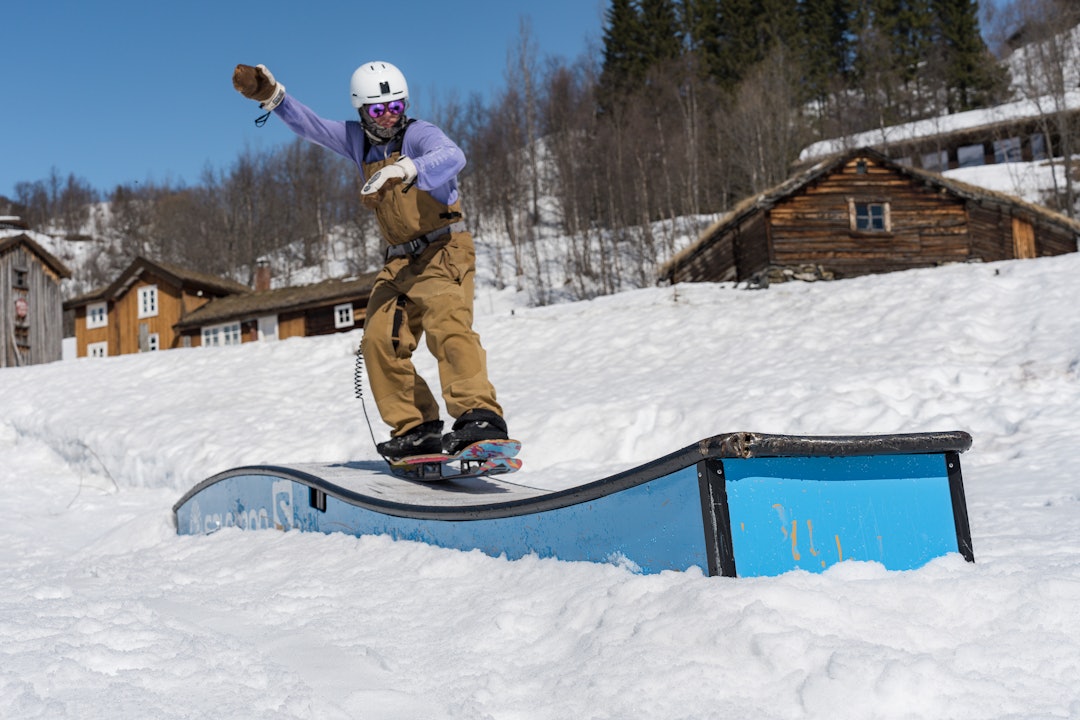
[202,322,242,347]
[87,341,108,358]
[86,301,108,329]
[137,285,159,319]
[146,333,160,352]
[334,303,355,329]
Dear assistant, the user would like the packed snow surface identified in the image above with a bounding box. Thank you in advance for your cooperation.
[4,254,1080,718]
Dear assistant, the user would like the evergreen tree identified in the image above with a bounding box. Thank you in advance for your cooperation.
[714,0,768,89]
[640,0,684,66]
[799,0,856,100]
[933,0,1008,112]
[699,0,793,90]
[598,0,651,110]
[680,0,724,79]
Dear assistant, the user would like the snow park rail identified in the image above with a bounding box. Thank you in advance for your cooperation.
[173,431,974,577]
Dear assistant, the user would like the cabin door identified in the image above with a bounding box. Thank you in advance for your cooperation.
[1012,217,1036,259]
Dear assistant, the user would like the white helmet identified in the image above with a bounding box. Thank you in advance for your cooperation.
[350,61,408,109]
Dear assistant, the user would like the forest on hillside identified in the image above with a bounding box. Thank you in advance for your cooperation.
[4,0,1079,304]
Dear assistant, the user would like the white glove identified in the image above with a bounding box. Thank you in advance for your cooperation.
[255,64,285,111]
[361,157,418,203]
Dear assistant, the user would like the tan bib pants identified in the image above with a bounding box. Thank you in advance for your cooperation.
[360,151,502,437]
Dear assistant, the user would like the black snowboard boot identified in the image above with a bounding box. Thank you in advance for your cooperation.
[377,420,444,460]
[442,409,508,454]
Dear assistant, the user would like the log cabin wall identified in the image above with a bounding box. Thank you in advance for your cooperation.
[734,212,771,280]
[966,203,1012,260]
[662,148,1080,287]
[768,157,973,279]
[1028,217,1078,256]
[670,222,737,284]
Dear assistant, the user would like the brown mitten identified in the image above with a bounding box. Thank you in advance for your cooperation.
[232,64,285,110]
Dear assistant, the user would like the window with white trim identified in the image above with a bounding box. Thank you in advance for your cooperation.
[202,322,242,347]
[146,333,160,352]
[138,285,159,318]
[88,341,108,358]
[87,301,108,329]
[334,303,355,329]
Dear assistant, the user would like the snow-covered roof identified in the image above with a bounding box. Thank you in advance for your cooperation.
[799,91,1080,163]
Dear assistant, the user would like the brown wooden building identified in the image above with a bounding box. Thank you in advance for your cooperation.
[1,232,71,367]
[172,273,379,347]
[797,93,1080,173]
[65,256,379,357]
[64,257,252,358]
[661,148,1080,286]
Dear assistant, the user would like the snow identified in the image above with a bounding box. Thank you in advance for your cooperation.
[4,243,1080,717]
[798,90,1080,163]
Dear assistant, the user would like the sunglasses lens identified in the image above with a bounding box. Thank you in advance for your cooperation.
[365,101,405,118]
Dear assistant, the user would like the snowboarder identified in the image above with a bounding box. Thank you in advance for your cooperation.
[232,61,508,459]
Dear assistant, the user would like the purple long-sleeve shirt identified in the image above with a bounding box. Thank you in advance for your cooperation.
[273,94,465,206]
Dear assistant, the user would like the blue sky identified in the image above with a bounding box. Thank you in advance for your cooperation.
[1,1,606,200]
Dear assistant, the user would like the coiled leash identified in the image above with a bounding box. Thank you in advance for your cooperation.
[354,339,386,460]
[354,295,409,463]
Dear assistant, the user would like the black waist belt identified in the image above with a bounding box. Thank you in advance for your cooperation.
[386,221,466,260]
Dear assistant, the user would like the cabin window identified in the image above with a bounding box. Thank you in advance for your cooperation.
[849,200,890,232]
[146,333,160,352]
[334,303,355,329]
[137,285,159,318]
[922,150,948,172]
[855,160,868,174]
[957,144,985,168]
[202,322,242,347]
[87,301,108,329]
[12,267,29,289]
[1030,133,1047,161]
[994,137,1022,164]
[88,341,108,358]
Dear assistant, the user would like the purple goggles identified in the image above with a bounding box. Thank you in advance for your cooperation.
[364,100,406,118]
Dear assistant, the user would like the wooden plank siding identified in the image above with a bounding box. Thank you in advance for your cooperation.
[768,158,972,278]
[0,240,69,366]
[967,203,1011,260]
[734,212,770,279]
[279,314,306,341]
[65,257,254,357]
[660,148,1080,287]
[1012,217,1036,259]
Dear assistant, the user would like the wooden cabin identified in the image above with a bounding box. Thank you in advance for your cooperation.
[661,148,1080,286]
[0,232,71,367]
[172,273,379,347]
[64,257,252,358]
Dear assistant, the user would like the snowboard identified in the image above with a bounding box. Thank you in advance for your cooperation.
[389,439,522,482]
